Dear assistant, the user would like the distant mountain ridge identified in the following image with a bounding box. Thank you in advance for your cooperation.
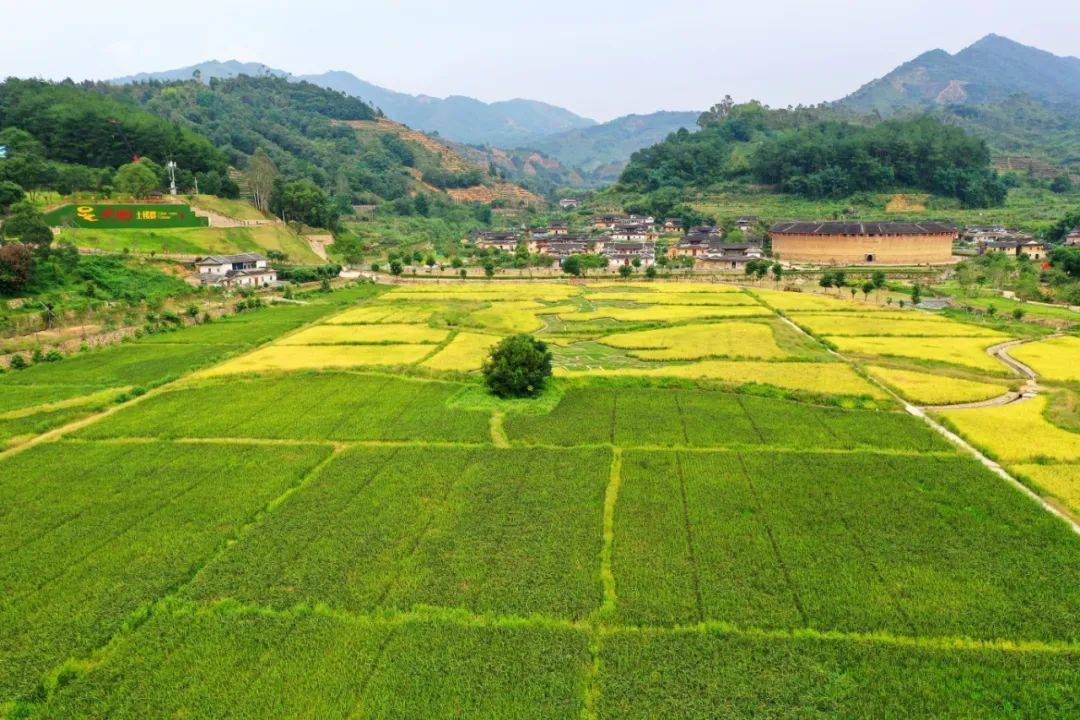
[838,34,1080,114]
[110,62,700,182]
[527,111,701,182]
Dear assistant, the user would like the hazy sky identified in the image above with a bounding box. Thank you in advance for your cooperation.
[1,0,1076,121]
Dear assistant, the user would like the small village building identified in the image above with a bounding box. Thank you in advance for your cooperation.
[979,237,1049,260]
[604,241,656,268]
[662,218,683,234]
[694,241,765,271]
[558,197,580,210]
[542,239,590,267]
[194,253,277,288]
[548,220,570,236]
[769,221,958,265]
[611,222,658,243]
[472,231,520,252]
[734,216,759,233]
[1065,227,1080,247]
[963,226,1010,244]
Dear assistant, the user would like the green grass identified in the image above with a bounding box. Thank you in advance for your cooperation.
[30,604,590,720]
[503,386,948,451]
[597,628,1078,719]
[0,440,332,702]
[58,225,323,264]
[184,446,609,620]
[79,373,492,443]
[0,285,383,416]
[613,450,1078,642]
[190,195,271,221]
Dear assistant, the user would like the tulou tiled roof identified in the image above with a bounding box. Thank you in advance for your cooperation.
[770,221,957,236]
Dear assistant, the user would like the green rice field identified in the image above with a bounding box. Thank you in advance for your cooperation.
[0,280,1076,718]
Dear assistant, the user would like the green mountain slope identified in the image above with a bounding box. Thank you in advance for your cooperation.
[529,111,701,182]
[836,34,1080,171]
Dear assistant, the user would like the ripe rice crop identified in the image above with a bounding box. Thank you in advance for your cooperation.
[1012,463,1080,516]
[559,304,771,322]
[865,365,1008,405]
[613,449,1078,641]
[280,323,448,345]
[324,301,448,324]
[35,606,590,719]
[387,283,580,301]
[464,301,569,333]
[185,446,609,620]
[940,396,1080,462]
[421,332,502,372]
[0,440,331,701]
[829,335,1009,372]
[600,322,787,360]
[752,289,889,311]
[79,373,491,443]
[597,628,1078,720]
[1009,335,1080,383]
[200,343,434,376]
[792,313,1004,338]
[584,291,756,306]
[558,360,886,398]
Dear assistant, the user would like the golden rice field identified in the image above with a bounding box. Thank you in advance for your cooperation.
[421,332,501,372]
[465,301,572,334]
[324,302,450,324]
[388,283,580,301]
[559,360,886,398]
[1009,335,1080,384]
[600,322,787,361]
[865,366,1009,405]
[751,289,890,312]
[792,314,1006,338]
[280,323,448,345]
[939,396,1080,463]
[582,291,757,306]
[201,344,434,376]
[830,335,1008,373]
[559,304,771,322]
[1012,464,1080,516]
[587,281,743,293]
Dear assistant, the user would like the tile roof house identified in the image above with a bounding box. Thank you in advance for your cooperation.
[193,253,277,288]
[604,241,656,268]
[978,237,1049,260]
[1066,227,1080,247]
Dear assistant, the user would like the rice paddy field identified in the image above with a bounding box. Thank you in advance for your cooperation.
[1,279,1077,718]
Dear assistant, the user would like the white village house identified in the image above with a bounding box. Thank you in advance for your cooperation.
[193,253,277,288]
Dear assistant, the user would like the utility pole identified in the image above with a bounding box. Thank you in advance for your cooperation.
[166,161,178,196]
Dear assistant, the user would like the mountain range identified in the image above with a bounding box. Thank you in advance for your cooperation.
[839,34,1080,113]
[110,61,699,184]
[836,34,1080,171]
[109,35,1080,185]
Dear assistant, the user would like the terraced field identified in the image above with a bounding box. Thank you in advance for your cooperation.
[0,280,1077,718]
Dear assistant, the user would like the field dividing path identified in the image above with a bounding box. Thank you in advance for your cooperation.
[753,294,1080,535]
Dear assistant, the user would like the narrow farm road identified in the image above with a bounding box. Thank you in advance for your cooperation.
[768,309,1079,535]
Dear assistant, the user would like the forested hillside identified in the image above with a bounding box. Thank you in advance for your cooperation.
[0,78,232,194]
[618,101,1007,208]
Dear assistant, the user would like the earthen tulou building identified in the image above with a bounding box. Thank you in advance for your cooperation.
[769,221,958,265]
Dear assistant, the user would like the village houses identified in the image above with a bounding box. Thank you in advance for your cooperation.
[978,237,1049,261]
[193,253,277,288]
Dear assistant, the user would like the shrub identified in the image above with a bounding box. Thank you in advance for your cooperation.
[482,334,553,398]
[8,353,28,369]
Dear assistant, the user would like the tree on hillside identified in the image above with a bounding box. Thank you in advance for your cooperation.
[114,161,159,199]
[482,334,553,398]
[0,242,33,294]
[271,178,335,228]
[561,254,582,277]
[2,202,53,255]
[247,149,278,212]
[0,181,25,212]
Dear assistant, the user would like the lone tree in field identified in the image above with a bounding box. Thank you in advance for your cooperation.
[483,334,553,398]
[114,161,159,199]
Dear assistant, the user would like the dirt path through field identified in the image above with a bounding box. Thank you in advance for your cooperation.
[768,309,1079,535]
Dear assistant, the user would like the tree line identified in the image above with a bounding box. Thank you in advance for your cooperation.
[618,102,1008,208]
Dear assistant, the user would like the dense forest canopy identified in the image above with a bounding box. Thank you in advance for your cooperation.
[618,102,1008,207]
[0,78,232,194]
